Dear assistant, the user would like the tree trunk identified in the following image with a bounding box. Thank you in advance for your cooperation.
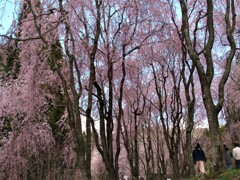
[204,101,224,170]
[105,165,118,180]
[184,103,195,176]
[170,153,180,179]
[185,131,195,176]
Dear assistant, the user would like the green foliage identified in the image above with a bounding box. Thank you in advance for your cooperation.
[216,169,240,180]
[6,46,20,79]
[203,126,225,138]
[46,89,65,143]
[0,115,13,144]
[180,169,240,180]
[49,41,63,71]
[219,125,225,134]
[45,40,65,142]
[0,44,20,79]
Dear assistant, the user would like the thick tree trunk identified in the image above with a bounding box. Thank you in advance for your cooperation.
[170,153,180,179]
[186,136,194,174]
[197,82,224,171]
[184,107,195,176]
[180,25,195,177]
[204,102,224,170]
[106,167,118,180]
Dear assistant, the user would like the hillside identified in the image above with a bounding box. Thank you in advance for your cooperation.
[181,169,240,180]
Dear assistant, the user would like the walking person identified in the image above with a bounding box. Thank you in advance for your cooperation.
[192,143,207,176]
[232,143,240,169]
[224,144,232,170]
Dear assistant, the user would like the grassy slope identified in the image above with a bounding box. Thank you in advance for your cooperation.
[181,169,240,180]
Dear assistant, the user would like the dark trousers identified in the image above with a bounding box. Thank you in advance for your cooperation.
[235,160,240,169]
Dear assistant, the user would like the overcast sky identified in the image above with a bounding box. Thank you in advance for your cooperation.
[0,0,15,34]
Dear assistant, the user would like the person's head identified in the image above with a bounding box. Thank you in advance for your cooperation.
[224,144,229,151]
[234,143,239,148]
[195,143,201,149]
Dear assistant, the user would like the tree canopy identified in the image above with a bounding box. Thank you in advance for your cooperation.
[0,0,239,179]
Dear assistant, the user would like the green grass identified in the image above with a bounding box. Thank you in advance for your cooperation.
[180,169,240,180]
[216,169,240,180]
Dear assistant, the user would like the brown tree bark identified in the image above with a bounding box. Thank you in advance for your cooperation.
[180,35,196,177]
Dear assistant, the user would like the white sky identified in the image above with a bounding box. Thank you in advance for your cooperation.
[0,0,15,34]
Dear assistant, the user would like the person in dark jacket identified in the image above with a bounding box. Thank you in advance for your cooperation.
[192,143,207,176]
[224,144,232,170]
